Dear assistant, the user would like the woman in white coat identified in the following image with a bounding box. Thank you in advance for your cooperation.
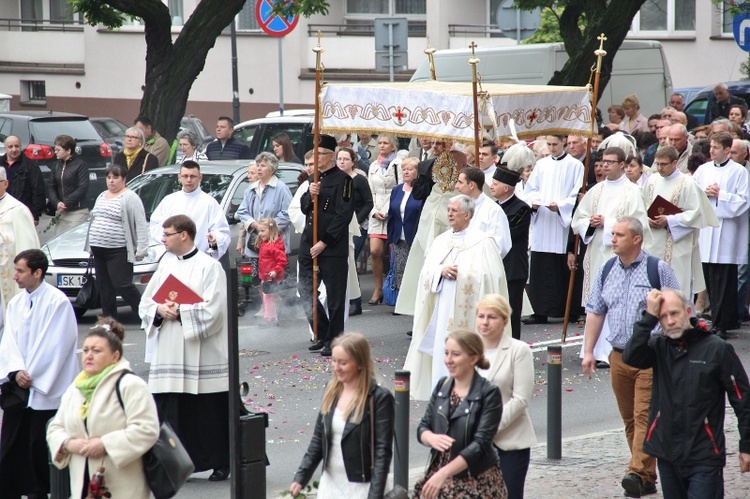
[475,294,537,499]
[47,318,160,499]
[367,134,401,305]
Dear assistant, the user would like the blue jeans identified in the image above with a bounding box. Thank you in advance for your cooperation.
[657,460,724,499]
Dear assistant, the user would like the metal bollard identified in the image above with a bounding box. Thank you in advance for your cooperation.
[547,346,562,459]
[393,370,410,489]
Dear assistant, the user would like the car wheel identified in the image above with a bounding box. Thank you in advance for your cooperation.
[73,306,87,320]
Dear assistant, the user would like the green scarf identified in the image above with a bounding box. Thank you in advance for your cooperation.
[75,364,116,419]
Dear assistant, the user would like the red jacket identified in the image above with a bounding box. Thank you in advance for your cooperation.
[258,238,287,282]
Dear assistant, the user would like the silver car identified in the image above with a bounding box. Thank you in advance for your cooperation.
[42,160,304,317]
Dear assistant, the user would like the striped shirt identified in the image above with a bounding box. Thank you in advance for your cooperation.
[586,250,679,349]
[89,196,127,248]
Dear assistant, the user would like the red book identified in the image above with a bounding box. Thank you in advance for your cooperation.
[152,274,203,305]
[648,195,683,219]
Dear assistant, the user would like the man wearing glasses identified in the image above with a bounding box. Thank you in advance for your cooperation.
[148,160,231,259]
[140,214,231,481]
[572,146,648,364]
[643,146,718,300]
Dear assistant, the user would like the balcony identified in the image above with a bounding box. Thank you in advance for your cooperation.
[0,18,84,68]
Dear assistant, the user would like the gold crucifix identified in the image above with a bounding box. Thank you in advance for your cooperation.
[313,30,324,71]
[594,33,607,73]
[468,41,479,67]
[425,34,437,81]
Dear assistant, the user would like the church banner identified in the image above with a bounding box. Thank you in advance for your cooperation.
[319,81,592,142]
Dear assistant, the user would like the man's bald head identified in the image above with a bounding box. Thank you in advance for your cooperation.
[667,124,689,154]
[730,139,749,165]
[672,111,687,126]
[3,135,21,161]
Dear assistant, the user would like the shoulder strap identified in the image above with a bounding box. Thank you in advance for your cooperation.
[647,256,661,290]
[369,394,374,471]
[600,256,618,287]
[115,371,133,411]
[142,153,151,174]
[393,161,399,184]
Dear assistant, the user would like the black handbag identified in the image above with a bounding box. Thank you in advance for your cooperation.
[116,372,194,499]
[261,279,278,294]
[0,380,29,410]
[245,190,260,253]
[74,254,100,310]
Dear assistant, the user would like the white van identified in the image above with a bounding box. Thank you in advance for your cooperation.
[410,40,673,119]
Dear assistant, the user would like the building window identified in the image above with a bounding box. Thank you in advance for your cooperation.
[631,0,695,35]
[346,0,425,15]
[21,80,46,104]
[169,0,184,25]
[237,1,260,31]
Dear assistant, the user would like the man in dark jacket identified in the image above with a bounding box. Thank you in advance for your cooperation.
[623,288,750,497]
[0,136,46,224]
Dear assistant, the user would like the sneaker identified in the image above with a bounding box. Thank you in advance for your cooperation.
[621,473,642,498]
[640,480,657,496]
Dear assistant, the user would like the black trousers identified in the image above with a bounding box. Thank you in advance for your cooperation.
[495,446,531,499]
[91,245,142,317]
[298,252,348,345]
[0,407,56,499]
[507,279,526,340]
[528,251,569,317]
[702,262,739,331]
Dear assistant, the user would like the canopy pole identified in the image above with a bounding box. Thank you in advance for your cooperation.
[562,33,607,342]
[425,35,437,81]
[468,41,481,164]
[311,31,324,342]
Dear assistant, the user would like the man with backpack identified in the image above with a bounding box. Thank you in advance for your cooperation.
[582,216,679,498]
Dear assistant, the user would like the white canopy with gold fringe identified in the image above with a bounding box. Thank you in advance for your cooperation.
[319,80,592,141]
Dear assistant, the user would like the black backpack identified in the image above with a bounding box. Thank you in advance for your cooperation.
[600,255,661,290]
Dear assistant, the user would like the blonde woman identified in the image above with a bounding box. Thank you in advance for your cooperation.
[290,333,395,498]
[475,295,536,499]
[367,134,402,304]
[619,94,648,134]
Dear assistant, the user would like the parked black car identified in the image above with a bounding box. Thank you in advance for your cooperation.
[0,111,112,206]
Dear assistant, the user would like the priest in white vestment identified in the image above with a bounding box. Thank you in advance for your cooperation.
[572,146,649,363]
[0,167,40,310]
[139,214,230,479]
[692,132,750,338]
[455,166,511,257]
[522,135,583,324]
[0,249,78,496]
[149,161,231,259]
[643,146,718,295]
[395,143,462,316]
[404,195,509,400]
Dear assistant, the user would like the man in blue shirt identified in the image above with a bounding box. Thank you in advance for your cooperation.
[582,216,679,498]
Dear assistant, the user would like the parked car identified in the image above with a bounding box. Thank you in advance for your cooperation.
[91,117,129,155]
[173,115,214,163]
[41,160,304,317]
[674,86,702,106]
[0,111,112,207]
[683,81,750,127]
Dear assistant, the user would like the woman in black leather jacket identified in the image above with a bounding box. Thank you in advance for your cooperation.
[48,134,90,236]
[290,333,395,499]
[414,329,508,499]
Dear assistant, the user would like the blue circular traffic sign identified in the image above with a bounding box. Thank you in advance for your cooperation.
[733,13,750,52]
[256,0,299,38]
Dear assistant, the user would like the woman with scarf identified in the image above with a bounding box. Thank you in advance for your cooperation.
[47,317,160,499]
[113,127,159,182]
[367,134,402,305]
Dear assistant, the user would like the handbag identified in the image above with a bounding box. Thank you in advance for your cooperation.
[0,380,29,410]
[370,397,409,499]
[245,190,260,253]
[116,372,194,499]
[74,254,100,310]
[382,247,398,306]
[261,279,278,294]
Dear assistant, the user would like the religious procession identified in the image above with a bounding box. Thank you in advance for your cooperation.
[1,31,750,499]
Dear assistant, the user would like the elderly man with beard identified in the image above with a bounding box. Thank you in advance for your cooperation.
[623,288,750,498]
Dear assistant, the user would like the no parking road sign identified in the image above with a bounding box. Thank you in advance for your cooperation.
[256,0,299,37]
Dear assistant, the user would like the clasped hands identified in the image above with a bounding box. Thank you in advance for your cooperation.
[65,437,106,459]
[157,300,180,321]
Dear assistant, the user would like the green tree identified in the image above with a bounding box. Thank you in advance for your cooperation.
[522,6,586,45]
[69,0,329,142]
[515,0,647,98]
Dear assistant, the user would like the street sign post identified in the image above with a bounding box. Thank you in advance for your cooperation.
[734,14,750,52]
[255,0,299,116]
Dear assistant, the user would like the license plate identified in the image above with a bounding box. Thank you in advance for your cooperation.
[89,172,97,180]
[58,274,87,288]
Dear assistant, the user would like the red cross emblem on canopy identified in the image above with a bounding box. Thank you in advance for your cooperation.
[393,106,406,125]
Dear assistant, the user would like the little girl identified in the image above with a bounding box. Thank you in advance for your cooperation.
[256,217,287,327]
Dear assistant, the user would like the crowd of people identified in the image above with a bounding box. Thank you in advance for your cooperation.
[4,86,750,498]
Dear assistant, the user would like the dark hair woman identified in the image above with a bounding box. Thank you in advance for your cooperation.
[48,134,90,236]
[272,133,301,164]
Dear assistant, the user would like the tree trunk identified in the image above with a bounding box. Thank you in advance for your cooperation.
[549,0,646,102]
[103,0,248,142]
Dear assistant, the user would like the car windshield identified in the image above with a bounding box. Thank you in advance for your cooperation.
[29,119,102,143]
[127,172,235,219]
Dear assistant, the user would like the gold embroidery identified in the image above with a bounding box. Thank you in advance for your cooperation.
[432,152,460,193]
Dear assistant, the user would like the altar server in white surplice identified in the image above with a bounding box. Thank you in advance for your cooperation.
[572,146,649,363]
[522,135,583,325]
[0,167,39,310]
[455,166,511,257]
[0,249,78,497]
[404,195,508,400]
[149,161,231,259]
[644,146,718,296]
[139,214,230,479]
[692,131,750,338]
